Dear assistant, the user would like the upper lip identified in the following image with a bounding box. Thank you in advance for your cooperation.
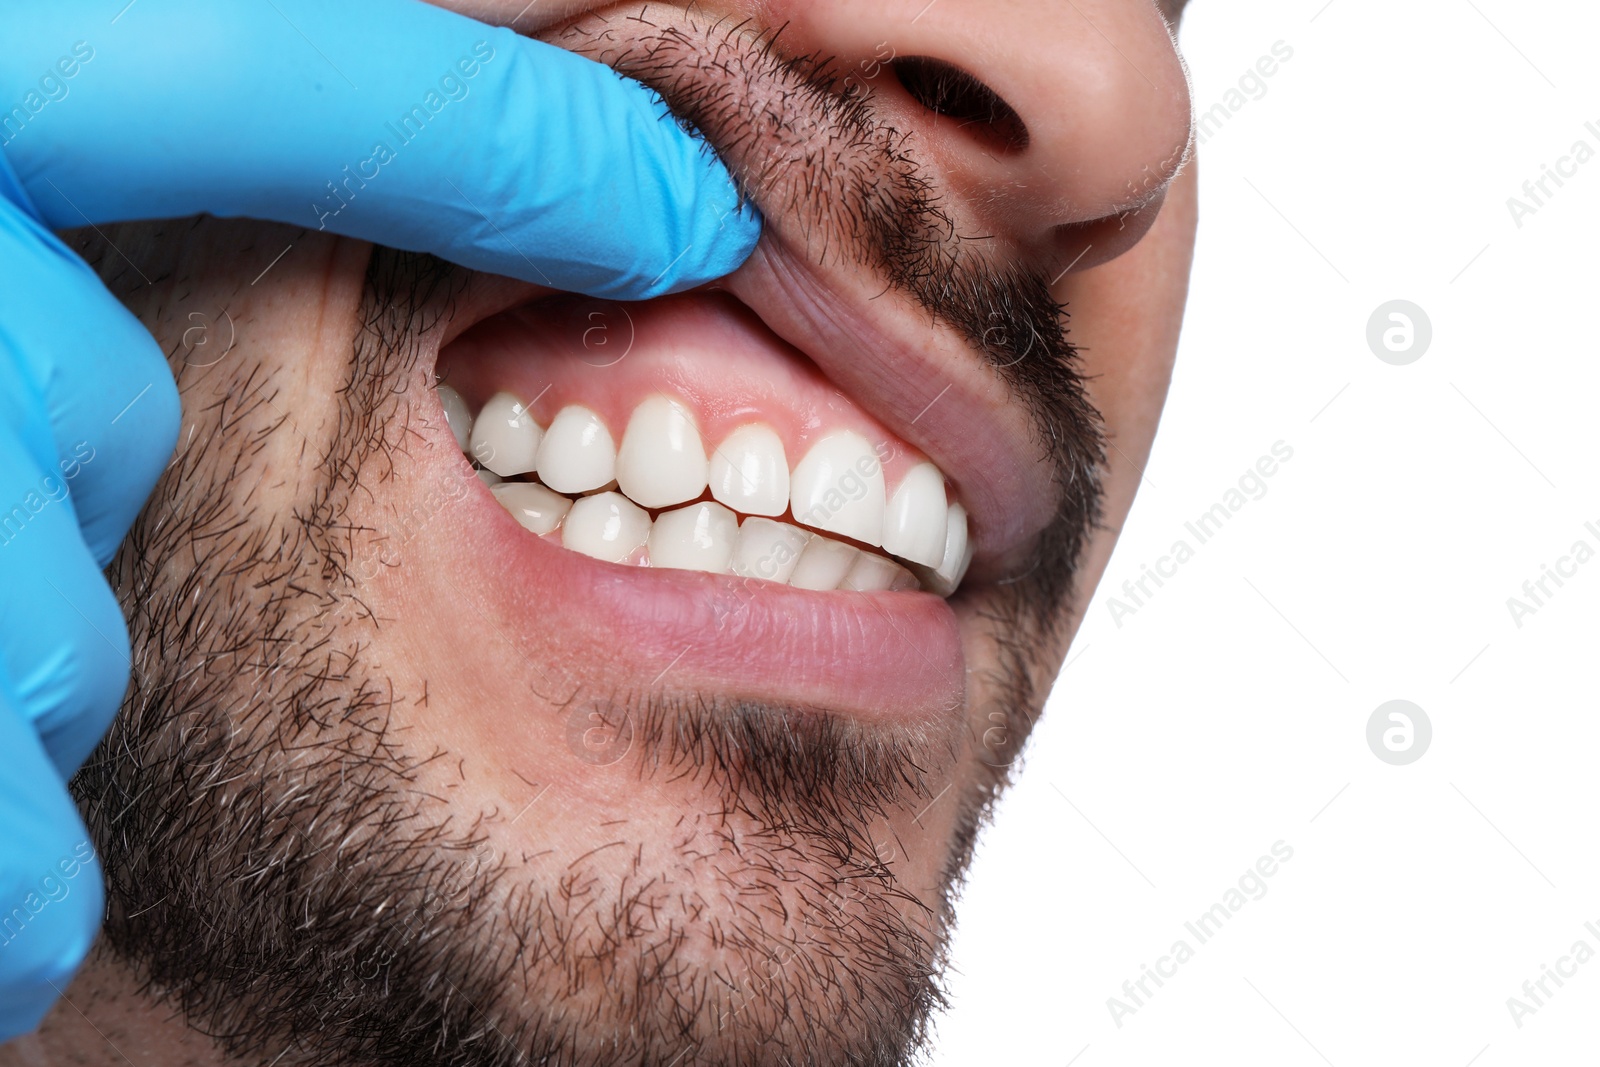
[519,4,1071,586]
[720,242,1052,582]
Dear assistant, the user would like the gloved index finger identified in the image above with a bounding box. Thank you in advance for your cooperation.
[0,168,179,569]
[1,0,760,300]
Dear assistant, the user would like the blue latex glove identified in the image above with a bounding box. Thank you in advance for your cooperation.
[0,0,759,1038]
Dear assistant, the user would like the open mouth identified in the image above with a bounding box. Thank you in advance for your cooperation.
[435,291,970,596]
[417,279,976,723]
[392,3,1101,727]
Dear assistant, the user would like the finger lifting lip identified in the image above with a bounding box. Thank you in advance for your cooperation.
[411,4,1077,714]
[526,4,1067,579]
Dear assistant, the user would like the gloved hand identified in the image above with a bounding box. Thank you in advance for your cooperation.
[0,0,759,1038]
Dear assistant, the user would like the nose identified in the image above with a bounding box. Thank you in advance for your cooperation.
[764,0,1193,269]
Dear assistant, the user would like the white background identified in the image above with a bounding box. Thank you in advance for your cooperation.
[932,0,1598,1063]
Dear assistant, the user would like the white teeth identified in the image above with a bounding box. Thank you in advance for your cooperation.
[788,534,859,592]
[616,395,708,508]
[492,482,572,536]
[917,503,971,596]
[841,552,917,593]
[709,423,789,518]
[437,384,473,452]
[470,391,542,476]
[731,518,810,583]
[538,405,616,495]
[649,501,737,573]
[447,382,967,593]
[882,462,948,568]
[789,430,886,547]
[561,491,650,563]
[937,502,970,584]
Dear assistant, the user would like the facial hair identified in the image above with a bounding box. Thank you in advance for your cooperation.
[73,246,957,1067]
[69,18,1103,1063]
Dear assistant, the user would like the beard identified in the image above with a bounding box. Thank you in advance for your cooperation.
[69,17,1105,1062]
[70,247,1014,1067]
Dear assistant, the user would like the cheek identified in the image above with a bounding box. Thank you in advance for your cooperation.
[1050,164,1196,622]
[1053,164,1196,438]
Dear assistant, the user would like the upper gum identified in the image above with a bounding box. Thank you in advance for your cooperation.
[435,292,946,498]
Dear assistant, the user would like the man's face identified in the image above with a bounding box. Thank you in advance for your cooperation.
[71,1,1194,1063]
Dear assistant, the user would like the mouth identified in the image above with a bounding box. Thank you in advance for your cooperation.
[422,284,972,724]
[405,3,1101,727]
[436,291,969,595]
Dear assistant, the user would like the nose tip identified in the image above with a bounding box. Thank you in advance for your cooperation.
[772,0,1192,256]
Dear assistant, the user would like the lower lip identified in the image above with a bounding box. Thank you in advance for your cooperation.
[448,454,966,725]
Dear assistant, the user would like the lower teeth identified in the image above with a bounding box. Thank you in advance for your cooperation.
[490,472,919,593]
[490,482,571,536]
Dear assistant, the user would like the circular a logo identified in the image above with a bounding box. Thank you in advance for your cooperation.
[1366,700,1432,765]
[1366,300,1432,365]
[564,702,634,766]
[978,704,1034,769]
[979,709,1017,768]
[573,301,635,368]
[181,309,237,367]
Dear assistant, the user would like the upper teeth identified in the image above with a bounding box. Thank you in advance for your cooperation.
[617,396,709,508]
[538,404,615,494]
[470,392,542,476]
[883,462,948,568]
[708,423,789,517]
[437,384,973,595]
[789,429,886,548]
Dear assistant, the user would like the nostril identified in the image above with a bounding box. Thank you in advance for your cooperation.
[890,56,1029,153]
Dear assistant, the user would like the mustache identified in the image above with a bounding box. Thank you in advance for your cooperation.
[551,10,1106,630]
